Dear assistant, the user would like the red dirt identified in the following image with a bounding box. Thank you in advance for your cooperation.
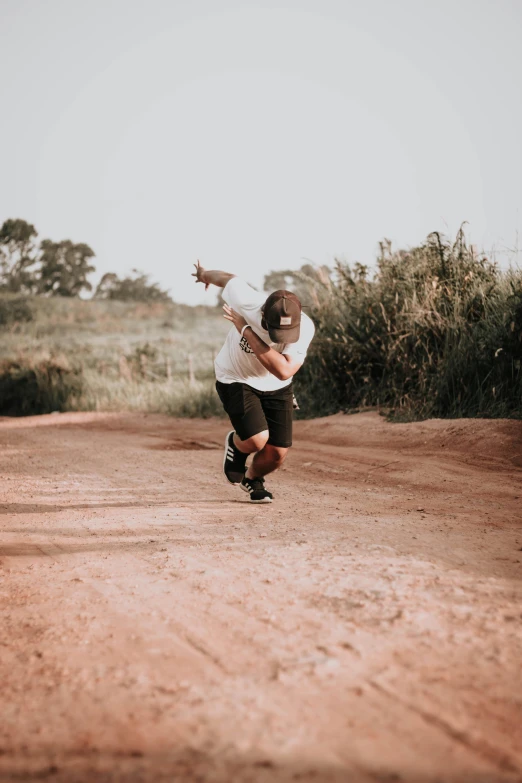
[1,411,521,782]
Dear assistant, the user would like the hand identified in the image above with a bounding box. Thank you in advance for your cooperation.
[191,259,209,290]
[223,304,248,334]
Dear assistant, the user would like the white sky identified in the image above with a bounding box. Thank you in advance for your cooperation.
[1,0,521,304]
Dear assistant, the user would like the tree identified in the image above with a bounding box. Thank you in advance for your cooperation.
[38,240,95,297]
[94,272,119,299]
[94,269,171,302]
[263,263,332,303]
[0,218,39,293]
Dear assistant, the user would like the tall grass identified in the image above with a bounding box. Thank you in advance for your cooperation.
[0,297,228,417]
[295,228,522,420]
[2,231,520,421]
[78,370,224,418]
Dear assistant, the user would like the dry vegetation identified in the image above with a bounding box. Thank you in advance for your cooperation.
[0,296,229,417]
[1,229,521,421]
[295,229,522,420]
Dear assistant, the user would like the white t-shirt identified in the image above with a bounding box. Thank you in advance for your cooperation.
[214,278,315,392]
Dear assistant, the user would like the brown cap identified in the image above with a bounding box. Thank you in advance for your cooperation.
[263,289,302,343]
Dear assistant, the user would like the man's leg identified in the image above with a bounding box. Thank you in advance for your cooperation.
[246,444,289,479]
[233,431,283,501]
[244,384,293,481]
[216,381,292,502]
[233,430,269,455]
[216,382,269,485]
[235,429,288,477]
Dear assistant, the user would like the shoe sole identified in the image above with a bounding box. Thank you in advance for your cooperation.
[239,483,273,503]
[223,430,243,485]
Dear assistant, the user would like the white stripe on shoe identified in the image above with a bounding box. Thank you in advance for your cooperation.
[223,429,244,485]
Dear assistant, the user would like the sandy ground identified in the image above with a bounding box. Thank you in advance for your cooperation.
[0,411,521,783]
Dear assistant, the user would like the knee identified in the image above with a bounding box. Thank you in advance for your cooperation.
[236,430,269,453]
[265,445,289,465]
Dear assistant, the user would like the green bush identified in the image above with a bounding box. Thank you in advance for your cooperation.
[0,356,83,416]
[295,228,522,420]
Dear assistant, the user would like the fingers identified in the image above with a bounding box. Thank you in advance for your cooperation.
[193,260,209,288]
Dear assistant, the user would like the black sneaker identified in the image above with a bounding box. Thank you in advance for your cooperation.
[240,475,273,503]
[223,430,248,485]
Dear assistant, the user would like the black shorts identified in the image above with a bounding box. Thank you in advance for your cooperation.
[215,381,293,448]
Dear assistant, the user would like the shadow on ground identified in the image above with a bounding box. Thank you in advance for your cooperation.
[0,749,505,783]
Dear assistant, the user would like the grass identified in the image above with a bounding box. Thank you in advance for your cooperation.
[294,228,522,420]
[2,228,521,421]
[78,371,224,417]
[0,297,229,417]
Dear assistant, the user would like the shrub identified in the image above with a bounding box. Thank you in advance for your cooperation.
[0,356,83,416]
[94,270,171,302]
[0,295,34,327]
[295,228,522,420]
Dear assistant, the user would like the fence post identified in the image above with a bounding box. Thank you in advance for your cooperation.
[119,355,132,382]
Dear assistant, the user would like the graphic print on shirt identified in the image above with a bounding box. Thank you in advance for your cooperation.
[239,335,256,355]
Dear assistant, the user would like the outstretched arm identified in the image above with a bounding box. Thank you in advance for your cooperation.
[223,304,302,382]
[191,260,235,291]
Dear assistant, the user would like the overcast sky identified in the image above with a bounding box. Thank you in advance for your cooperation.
[1,0,521,304]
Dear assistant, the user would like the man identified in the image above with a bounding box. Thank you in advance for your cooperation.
[192,260,315,503]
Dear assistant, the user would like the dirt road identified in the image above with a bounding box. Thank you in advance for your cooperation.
[1,411,521,782]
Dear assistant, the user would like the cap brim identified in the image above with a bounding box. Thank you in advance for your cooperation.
[268,325,300,344]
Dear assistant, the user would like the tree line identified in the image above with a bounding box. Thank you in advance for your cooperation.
[0,218,171,302]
